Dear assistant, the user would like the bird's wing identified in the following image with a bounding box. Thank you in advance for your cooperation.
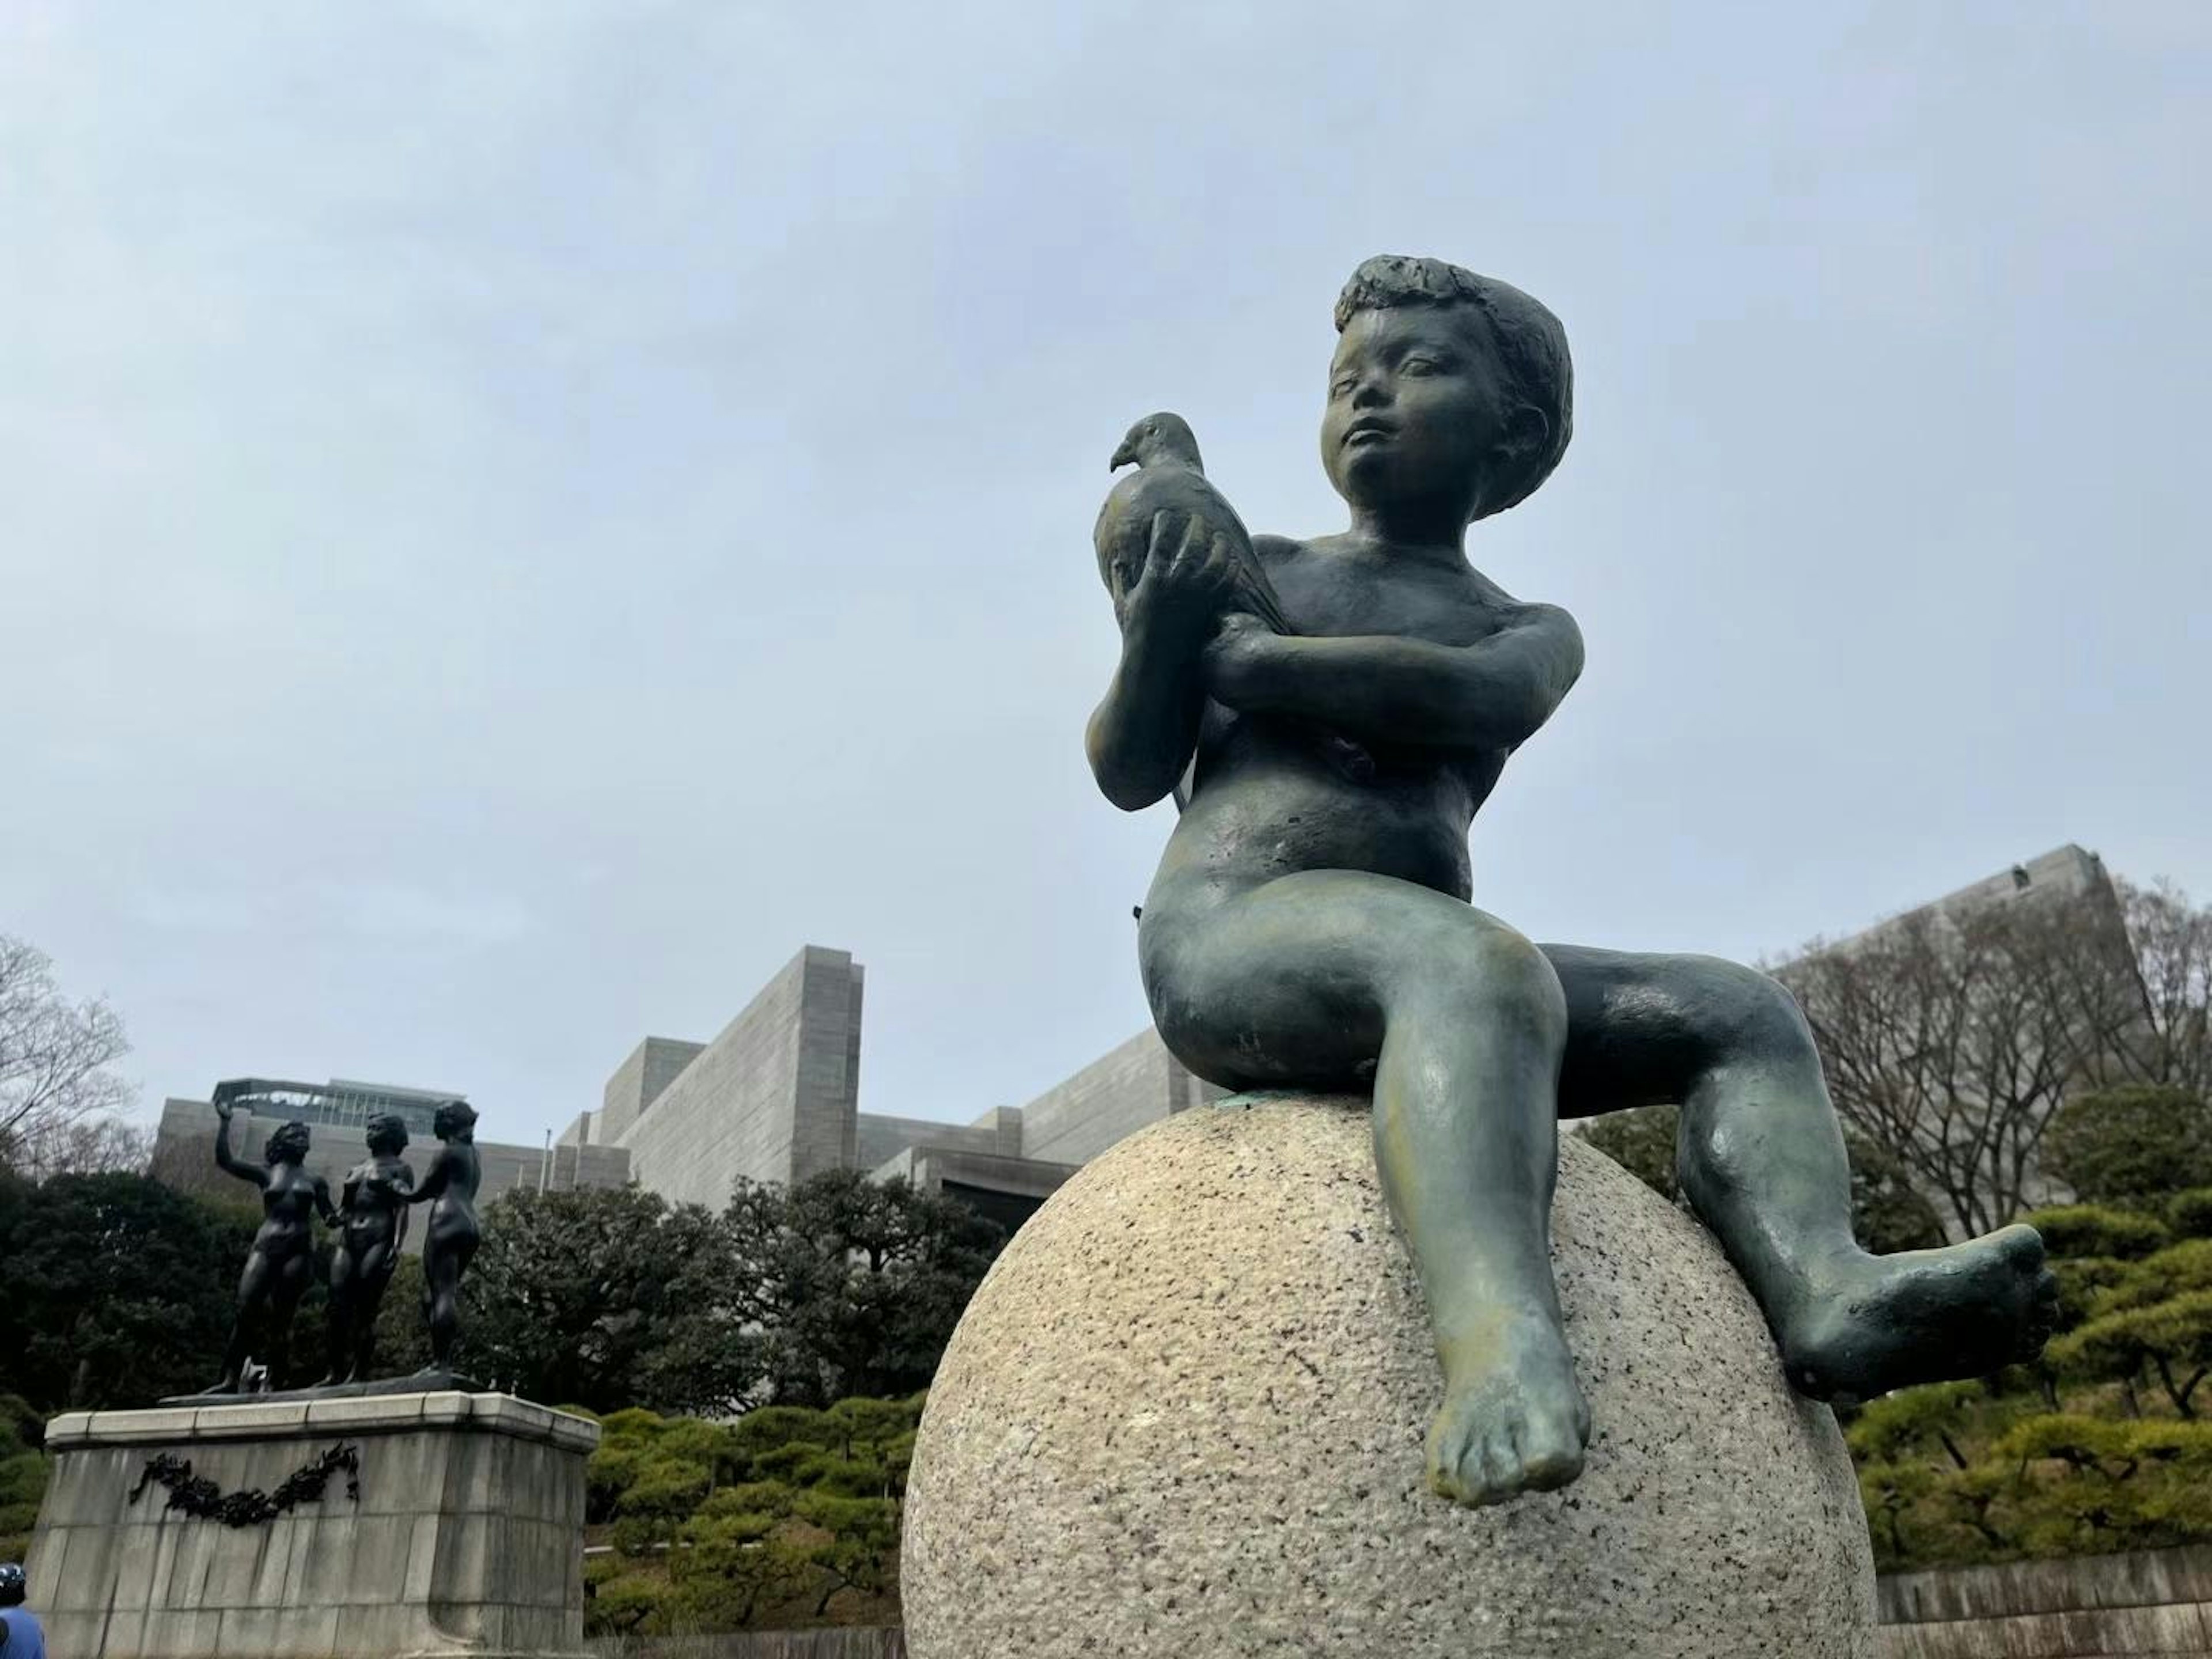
[1229,543,1294,634]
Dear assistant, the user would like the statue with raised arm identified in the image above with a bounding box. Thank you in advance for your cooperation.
[1090,255,2059,1509]
[404,1099,482,1375]
[204,1086,336,1394]
[317,1112,415,1386]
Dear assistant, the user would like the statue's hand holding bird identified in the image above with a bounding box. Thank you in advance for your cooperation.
[1094,412,1294,636]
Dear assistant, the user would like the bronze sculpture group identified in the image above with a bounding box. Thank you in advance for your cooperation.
[180,257,2059,1513]
[203,1084,482,1396]
[1090,254,2059,1508]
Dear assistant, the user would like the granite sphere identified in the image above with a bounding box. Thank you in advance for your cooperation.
[904,1094,1878,1659]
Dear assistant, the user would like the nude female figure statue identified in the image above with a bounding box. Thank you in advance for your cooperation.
[206,1088,336,1393]
[404,1099,482,1374]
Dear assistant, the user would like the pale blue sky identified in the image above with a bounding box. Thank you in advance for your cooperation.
[4,2,2207,1144]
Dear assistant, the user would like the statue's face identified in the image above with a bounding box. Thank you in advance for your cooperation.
[267,1124,312,1165]
[1321,306,1510,522]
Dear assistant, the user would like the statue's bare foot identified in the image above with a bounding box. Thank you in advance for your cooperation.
[1426,1311,1591,1508]
[1780,1224,2059,1401]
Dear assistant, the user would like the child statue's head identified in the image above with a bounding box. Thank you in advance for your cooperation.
[1323,255,1573,527]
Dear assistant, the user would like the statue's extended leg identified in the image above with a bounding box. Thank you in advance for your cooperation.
[207,1252,272,1393]
[1542,946,2058,1399]
[423,1233,475,1372]
[1143,869,1585,1507]
[322,1251,358,1386]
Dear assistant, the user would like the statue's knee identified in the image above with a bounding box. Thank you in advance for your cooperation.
[1442,929,1567,1043]
[1687,956,1814,1060]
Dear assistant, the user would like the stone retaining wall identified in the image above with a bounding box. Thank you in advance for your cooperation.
[1878,1545,2212,1657]
[589,1631,904,1659]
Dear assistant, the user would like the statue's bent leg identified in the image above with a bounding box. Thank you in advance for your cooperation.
[1143,869,1585,1508]
[1543,945,2057,1399]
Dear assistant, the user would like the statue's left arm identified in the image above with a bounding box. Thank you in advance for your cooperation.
[1204,601,1583,753]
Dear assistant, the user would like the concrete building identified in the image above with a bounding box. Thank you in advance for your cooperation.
[1824,843,2122,950]
[584,946,1222,1230]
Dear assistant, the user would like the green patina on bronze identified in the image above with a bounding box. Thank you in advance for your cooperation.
[1085,254,2058,1509]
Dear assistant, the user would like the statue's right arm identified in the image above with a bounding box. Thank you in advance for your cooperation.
[1085,616,1209,812]
[211,1111,267,1188]
[404,1151,450,1205]
[1085,514,1238,812]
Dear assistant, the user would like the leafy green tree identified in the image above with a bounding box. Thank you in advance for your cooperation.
[670,1487,810,1630]
[2016,1205,2171,1262]
[369,1253,434,1378]
[1578,1104,1944,1252]
[2050,1291,2212,1418]
[0,1172,256,1409]
[463,1186,751,1416]
[0,1396,48,1563]
[794,1491,902,1618]
[2094,1240,2212,1316]
[579,1393,927,1635]
[2171,1188,2212,1240]
[2046,1086,2212,1209]
[583,1563,665,1637]
[725,1172,1003,1406]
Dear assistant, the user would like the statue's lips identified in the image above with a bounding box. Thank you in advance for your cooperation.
[1342,422,1395,449]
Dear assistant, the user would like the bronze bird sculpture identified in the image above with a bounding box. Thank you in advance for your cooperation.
[1094,412,1294,634]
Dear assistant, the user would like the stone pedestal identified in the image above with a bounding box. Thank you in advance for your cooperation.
[904,1094,1880,1659]
[25,1391,599,1658]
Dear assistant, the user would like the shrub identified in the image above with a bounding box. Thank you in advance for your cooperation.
[2045,1087,2212,1208]
[2017,1205,2171,1261]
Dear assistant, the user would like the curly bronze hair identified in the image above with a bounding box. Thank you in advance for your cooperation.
[1334,255,1573,520]
[363,1113,411,1156]
[264,1120,313,1165]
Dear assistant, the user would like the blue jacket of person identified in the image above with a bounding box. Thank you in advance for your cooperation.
[0,1603,45,1658]
[0,1562,44,1659]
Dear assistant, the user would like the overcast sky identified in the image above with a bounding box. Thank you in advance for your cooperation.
[4,3,2207,1147]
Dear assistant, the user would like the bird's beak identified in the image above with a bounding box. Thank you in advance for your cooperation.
[1110,441,1136,471]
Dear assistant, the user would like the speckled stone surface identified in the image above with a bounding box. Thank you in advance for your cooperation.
[904,1094,1877,1659]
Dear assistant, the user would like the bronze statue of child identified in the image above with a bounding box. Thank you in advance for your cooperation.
[1086,254,2058,1508]
[319,1111,415,1386]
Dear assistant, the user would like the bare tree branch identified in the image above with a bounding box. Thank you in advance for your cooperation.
[1772,874,2211,1237]
[0,933,137,1171]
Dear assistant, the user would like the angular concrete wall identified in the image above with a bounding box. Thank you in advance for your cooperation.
[1017,1028,1222,1167]
[600,1036,710,1145]
[613,946,863,1209]
[855,1110,1021,1172]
